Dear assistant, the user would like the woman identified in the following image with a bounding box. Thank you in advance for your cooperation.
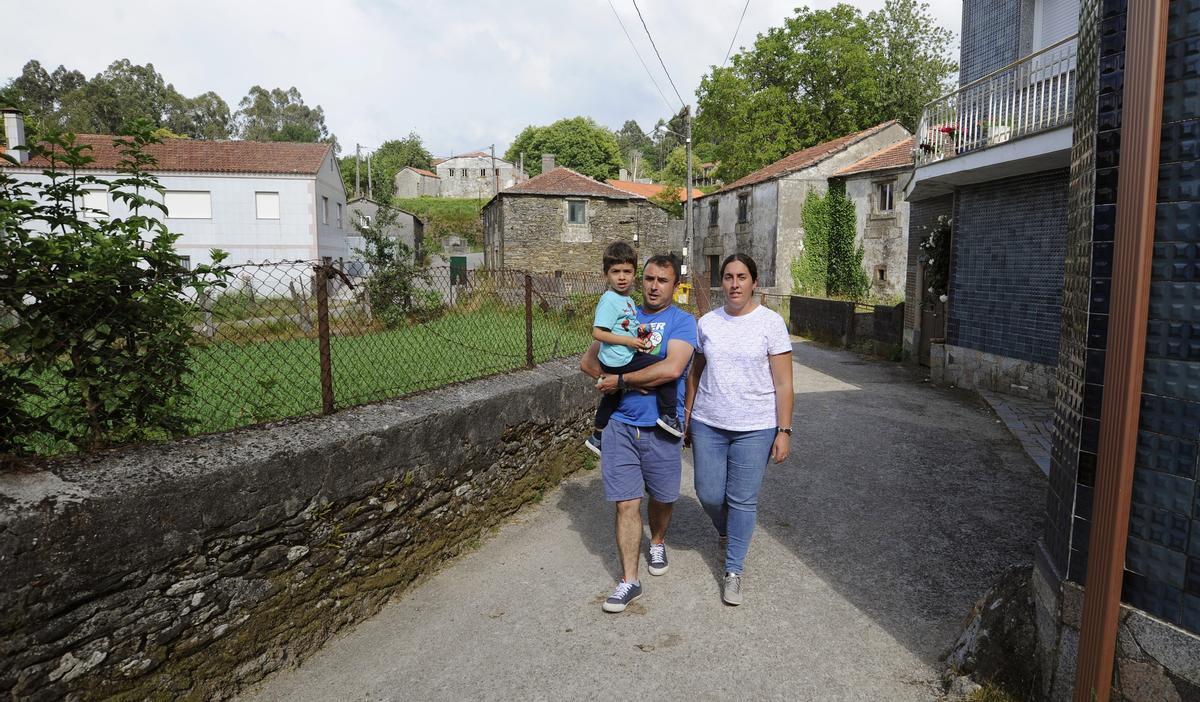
[685,253,793,606]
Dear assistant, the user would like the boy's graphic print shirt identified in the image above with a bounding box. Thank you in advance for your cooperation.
[594,290,640,367]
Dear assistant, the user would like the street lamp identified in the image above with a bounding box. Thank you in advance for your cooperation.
[655,107,693,282]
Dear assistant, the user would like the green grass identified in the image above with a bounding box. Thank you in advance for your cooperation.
[392,197,484,250]
[183,305,591,435]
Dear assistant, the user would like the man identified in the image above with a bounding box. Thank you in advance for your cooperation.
[580,254,696,613]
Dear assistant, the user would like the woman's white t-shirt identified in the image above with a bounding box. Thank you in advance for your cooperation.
[691,305,792,432]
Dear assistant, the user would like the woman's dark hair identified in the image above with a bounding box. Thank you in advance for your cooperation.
[603,241,637,272]
[720,253,758,282]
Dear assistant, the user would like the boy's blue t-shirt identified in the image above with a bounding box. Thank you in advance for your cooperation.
[593,290,640,367]
[610,304,698,428]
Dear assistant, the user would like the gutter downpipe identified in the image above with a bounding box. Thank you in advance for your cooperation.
[1072,3,1169,701]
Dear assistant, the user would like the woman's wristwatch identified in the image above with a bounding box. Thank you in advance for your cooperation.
[776,426,792,435]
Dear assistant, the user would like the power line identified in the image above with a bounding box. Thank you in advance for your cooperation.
[723,0,752,67]
[606,0,676,115]
[630,0,686,109]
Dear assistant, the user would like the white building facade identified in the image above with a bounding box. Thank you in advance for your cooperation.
[434,152,522,198]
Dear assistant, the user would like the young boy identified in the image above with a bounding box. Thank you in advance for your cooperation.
[585,241,684,457]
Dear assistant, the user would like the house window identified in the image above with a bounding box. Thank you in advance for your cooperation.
[449,168,455,177]
[322,196,329,225]
[336,202,343,229]
[566,199,587,224]
[76,189,108,217]
[708,255,720,287]
[708,201,718,226]
[255,191,280,219]
[164,191,212,219]
[461,169,468,179]
[494,168,500,176]
[737,194,749,223]
[481,169,487,177]
[179,255,191,270]
[877,182,895,213]
[876,266,887,282]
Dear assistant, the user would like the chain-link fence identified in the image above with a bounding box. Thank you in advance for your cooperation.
[182,261,613,437]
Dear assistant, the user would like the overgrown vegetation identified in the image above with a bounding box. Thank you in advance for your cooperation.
[920,214,952,299]
[353,205,442,327]
[392,196,483,250]
[790,184,870,301]
[0,124,229,455]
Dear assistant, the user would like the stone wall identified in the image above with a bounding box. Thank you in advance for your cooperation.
[486,194,669,274]
[844,171,909,298]
[930,342,1056,400]
[0,359,594,701]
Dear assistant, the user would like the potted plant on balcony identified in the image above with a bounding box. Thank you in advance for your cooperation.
[936,125,958,157]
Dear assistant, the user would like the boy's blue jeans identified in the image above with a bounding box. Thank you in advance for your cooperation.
[690,420,776,575]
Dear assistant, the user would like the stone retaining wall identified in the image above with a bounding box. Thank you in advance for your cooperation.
[929,342,1056,401]
[0,359,594,701]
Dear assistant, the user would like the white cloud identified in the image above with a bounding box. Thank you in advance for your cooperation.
[3,0,961,156]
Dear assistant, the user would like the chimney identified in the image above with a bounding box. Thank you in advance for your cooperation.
[541,153,555,174]
[3,108,27,164]
[619,168,628,181]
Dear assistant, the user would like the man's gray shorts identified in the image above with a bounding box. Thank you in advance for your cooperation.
[600,420,682,503]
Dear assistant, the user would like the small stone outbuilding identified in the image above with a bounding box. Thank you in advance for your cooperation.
[394,166,440,198]
[832,136,915,299]
[482,162,670,274]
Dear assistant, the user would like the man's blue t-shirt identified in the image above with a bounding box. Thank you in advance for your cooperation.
[610,304,697,428]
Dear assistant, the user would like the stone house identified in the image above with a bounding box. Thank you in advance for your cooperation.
[690,121,911,293]
[345,196,424,265]
[394,166,440,198]
[434,152,523,198]
[482,157,669,274]
[831,137,915,299]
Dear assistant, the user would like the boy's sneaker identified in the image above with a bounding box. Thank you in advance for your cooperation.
[584,431,602,457]
[647,542,669,576]
[602,579,642,613]
[722,572,743,606]
[656,415,685,439]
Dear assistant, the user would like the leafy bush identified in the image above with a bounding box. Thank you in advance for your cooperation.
[792,189,830,296]
[0,125,229,455]
[790,185,869,301]
[353,204,439,328]
[920,214,952,299]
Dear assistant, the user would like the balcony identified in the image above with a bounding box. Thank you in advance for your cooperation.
[908,35,1078,199]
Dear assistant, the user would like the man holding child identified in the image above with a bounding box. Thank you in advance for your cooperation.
[580,245,696,613]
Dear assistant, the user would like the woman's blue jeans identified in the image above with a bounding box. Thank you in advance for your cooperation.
[690,420,776,575]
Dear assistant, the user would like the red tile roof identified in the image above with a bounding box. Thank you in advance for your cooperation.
[406,166,440,178]
[697,121,899,199]
[4,134,333,175]
[607,179,703,202]
[834,137,915,177]
[501,167,642,199]
[431,158,446,166]
[446,151,491,160]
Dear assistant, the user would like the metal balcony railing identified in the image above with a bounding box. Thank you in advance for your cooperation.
[915,35,1078,166]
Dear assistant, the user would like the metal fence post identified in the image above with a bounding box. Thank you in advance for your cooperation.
[316,264,335,415]
[524,273,534,369]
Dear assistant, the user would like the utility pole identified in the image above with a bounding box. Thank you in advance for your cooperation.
[684,105,694,283]
[490,143,498,196]
[355,143,361,199]
[367,150,373,200]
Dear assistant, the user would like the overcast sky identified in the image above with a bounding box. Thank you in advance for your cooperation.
[3,0,961,158]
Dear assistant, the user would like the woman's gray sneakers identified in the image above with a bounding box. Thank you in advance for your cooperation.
[722,572,743,606]
[602,580,642,613]
[647,542,669,576]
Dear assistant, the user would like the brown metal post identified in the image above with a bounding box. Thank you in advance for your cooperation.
[315,264,335,415]
[1074,3,1168,700]
[524,273,534,369]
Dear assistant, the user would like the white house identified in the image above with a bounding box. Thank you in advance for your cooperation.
[1,110,350,278]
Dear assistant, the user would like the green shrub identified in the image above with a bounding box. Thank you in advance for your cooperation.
[0,125,229,455]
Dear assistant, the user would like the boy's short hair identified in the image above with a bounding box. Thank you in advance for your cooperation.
[602,241,637,273]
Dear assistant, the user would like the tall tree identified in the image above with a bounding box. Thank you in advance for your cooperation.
[614,119,653,176]
[504,116,622,180]
[695,0,955,181]
[234,86,335,148]
[0,59,232,140]
[338,132,433,200]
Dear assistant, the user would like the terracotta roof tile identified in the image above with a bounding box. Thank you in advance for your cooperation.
[834,137,915,177]
[607,180,703,202]
[697,121,899,198]
[406,166,440,178]
[501,167,642,199]
[5,134,332,175]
